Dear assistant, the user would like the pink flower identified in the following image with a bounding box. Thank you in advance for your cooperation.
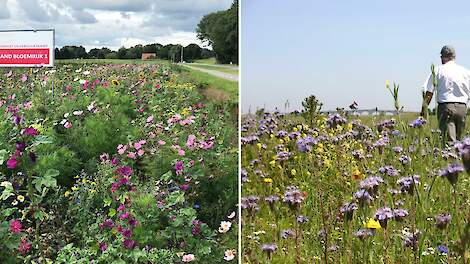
[117,145,127,155]
[20,74,27,82]
[138,140,146,145]
[137,149,145,156]
[146,115,154,123]
[100,153,109,162]
[112,157,119,165]
[99,242,108,252]
[117,204,126,211]
[134,142,142,150]
[6,158,18,169]
[127,152,136,159]
[18,237,31,255]
[149,132,156,138]
[115,166,133,176]
[10,219,22,234]
[64,121,72,129]
[182,254,195,262]
[186,135,196,149]
[181,184,190,191]
[178,149,185,156]
[158,140,166,145]
[120,212,130,220]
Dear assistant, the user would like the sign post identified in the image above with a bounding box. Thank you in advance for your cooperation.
[0,29,54,67]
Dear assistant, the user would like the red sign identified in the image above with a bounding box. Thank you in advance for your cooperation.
[0,48,50,65]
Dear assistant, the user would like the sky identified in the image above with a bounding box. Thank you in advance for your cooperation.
[0,0,232,50]
[241,0,470,113]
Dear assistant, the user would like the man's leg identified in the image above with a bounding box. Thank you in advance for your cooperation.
[455,103,467,141]
[437,103,454,145]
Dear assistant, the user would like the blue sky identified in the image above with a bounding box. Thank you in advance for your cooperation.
[241,0,470,112]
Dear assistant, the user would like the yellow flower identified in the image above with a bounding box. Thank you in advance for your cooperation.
[111,79,120,86]
[181,108,190,116]
[365,218,381,229]
[256,143,262,149]
[71,186,78,191]
[279,139,284,144]
[17,195,25,202]
[293,127,298,132]
[264,178,273,184]
[88,189,96,193]
[269,160,276,167]
[64,191,71,197]
[31,123,43,132]
[291,169,297,176]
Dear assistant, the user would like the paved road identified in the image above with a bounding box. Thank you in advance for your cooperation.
[189,63,238,70]
[181,64,239,82]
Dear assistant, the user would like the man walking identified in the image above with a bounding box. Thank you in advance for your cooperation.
[421,45,470,144]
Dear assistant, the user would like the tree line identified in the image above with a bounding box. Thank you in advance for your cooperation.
[196,0,238,64]
[54,43,215,62]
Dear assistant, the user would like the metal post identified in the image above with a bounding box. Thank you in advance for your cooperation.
[181,46,183,63]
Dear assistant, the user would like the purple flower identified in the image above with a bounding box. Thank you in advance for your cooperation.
[241,168,248,183]
[241,196,260,217]
[374,207,394,228]
[6,158,18,169]
[280,229,294,239]
[16,142,26,151]
[379,166,399,177]
[359,176,384,195]
[354,229,373,240]
[437,245,449,254]
[123,239,137,249]
[99,242,108,252]
[392,146,403,153]
[261,243,277,259]
[393,209,409,221]
[399,155,410,165]
[396,175,420,194]
[353,189,373,205]
[283,186,305,211]
[409,117,426,128]
[99,219,114,229]
[435,213,451,229]
[339,202,358,221]
[327,113,347,128]
[455,137,470,173]
[276,151,292,161]
[403,229,420,251]
[296,215,309,223]
[121,228,132,238]
[439,163,464,185]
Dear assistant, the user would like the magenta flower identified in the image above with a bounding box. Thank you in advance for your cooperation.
[111,182,121,193]
[18,237,31,255]
[10,219,22,234]
[6,158,18,169]
[119,212,130,220]
[116,166,133,176]
[123,239,137,249]
[23,127,39,136]
[99,242,108,252]
[121,228,132,238]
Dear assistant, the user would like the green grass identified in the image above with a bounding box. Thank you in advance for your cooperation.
[193,57,217,64]
[189,64,239,75]
[178,66,238,104]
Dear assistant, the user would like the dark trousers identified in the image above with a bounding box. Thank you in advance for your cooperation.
[437,102,467,144]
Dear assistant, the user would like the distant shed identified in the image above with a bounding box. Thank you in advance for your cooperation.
[141,53,156,60]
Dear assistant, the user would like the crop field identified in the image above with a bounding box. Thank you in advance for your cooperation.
[241,96,470,263]
[0,61,237,263]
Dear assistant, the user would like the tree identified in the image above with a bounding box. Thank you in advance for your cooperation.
[183,44,202,62]
[196,0,238,64]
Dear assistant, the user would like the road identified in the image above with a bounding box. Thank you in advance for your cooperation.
[180,63,239,82]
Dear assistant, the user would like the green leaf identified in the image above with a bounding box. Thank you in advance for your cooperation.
[0,149,7,165]
[31,135,53,147]
[104,198,112,207]
[108,208,117,217]
[161,170,172,181]
[0,182,14,200]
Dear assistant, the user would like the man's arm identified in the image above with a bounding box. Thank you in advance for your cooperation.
[420,73,435,116]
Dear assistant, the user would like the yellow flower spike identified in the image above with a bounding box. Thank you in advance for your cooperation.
[291,169,297,176]
[297,125,302,130]
[293,127,298,132]
[269,160,276,167]
[256,143,262,149]
[279,139,284,144]
[264,178,273,184]
[274,187,280,193]
[64,191,71,197]
[365,218,381,229]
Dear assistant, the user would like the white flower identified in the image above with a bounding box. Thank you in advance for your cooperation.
[64,113,70,118]
[73,77,79,82]
[0,181,12,188]
[73,110,83,116]
[227,211,236,219]
[75,68,82,73]
[79,79,86,84]
[224,249,236,261]
[218,221,232,233]
[182,254,195,262]
[83,70,90,75]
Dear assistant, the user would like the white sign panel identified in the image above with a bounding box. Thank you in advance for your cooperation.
[0,29,54,67]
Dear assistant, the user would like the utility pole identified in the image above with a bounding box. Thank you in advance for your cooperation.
[181,46,184,63]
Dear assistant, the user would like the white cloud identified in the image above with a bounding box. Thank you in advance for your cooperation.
[0,0,233,50]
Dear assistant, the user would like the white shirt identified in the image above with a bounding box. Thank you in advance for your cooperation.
[424,60,470,104]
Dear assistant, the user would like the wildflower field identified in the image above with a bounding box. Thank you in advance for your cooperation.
[241,96,470,263]
[0,61,237,263]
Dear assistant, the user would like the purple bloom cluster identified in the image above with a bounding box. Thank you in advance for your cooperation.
[455,137,470,173]
[241,196,260,217]
[399,155,411,165]
[296,136,318,153]
[402,229,420,251]
[374,207,394,228]
[396,175,420,194]
[435,213,451,229]
[280,229,294,239]
[379,166,399,177]
[283,186,305,211]
[339,202,358,221]
[409,117,427,128]
[439,163,464,185]
[326,113,347,128]
[393,208,409,221]
[354,229,373,240]
[377,119,395,132]
[359,176,384,195]
[354,189,373,205]
[296,215,309,223]
[276,151,293,161]
[241,135,260,145]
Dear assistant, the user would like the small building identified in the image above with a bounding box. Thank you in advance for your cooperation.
[141,53,156,60]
